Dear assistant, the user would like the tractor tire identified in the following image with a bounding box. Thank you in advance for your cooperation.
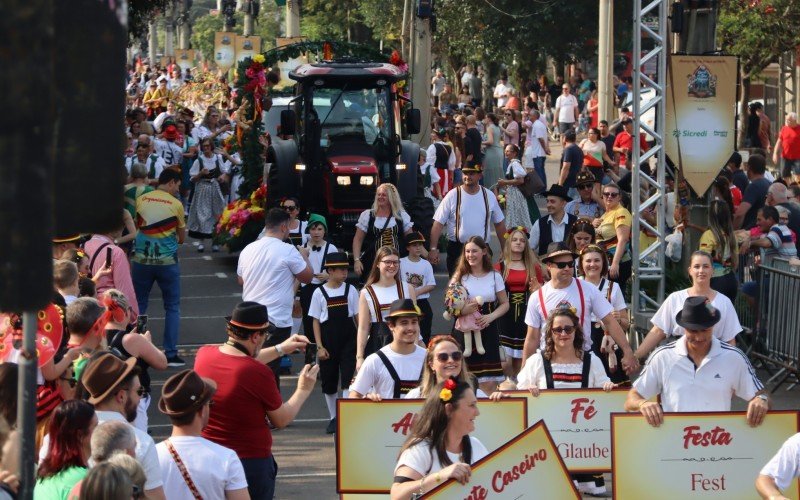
[406,195,435,250]
[397,140,421,201]
[267,138,300,206]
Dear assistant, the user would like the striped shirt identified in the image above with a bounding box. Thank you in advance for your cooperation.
[763,224,797,264]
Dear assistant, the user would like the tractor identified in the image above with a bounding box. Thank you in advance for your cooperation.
[266,59,434,251]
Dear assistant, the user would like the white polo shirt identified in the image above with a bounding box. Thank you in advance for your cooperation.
[650,289,741,343]
[350,345,426,398]
[760,433,800,491]
[433,186,504,243]
[633,336,763,412]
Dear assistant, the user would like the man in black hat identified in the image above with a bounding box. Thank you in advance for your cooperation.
[349,299,426,400]
[156,369,249,499]
[529,184,577,256]
[429,163,507,275]
[194,301,318,500]
[522,242,638,375]
[625,296,769,428]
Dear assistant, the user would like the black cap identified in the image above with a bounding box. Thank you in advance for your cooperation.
[541,184,572,202]
[386,299,423,319]
[675,296,721,330]
[225,302,276,333]
[322,252,349,269]
[404,231,426,247]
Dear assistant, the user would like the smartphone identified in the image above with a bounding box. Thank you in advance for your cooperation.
[304,343,318,366]
[105,247,113,268]
[136,314,148,334]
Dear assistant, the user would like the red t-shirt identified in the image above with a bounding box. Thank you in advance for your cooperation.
[612,131,649,165]
[195,345,283,459]
[779,124,800,160]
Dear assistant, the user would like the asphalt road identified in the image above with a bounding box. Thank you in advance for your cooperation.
[140,155,799,499]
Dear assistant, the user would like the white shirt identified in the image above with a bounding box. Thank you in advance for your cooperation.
[760,433,800,491]
[153,112,176,133]
[97,411,163,490]
[190,154,231,177]
[361,281,413,323]
[156,436,247,500]
[517,352,610,390]
[528,214,571,252]
[633,336,763,412]
[400,257,436,300]
[524,279,613,351]
[395,437,489,476]
[494,82,511,108]
[650,289,741,343]
[556,94,579,123]
[125,154,165,178]
[433,186,504,243]
[308,281,360,323]
[355,210,413,233]
[506,159,526,179]
[238,236,309,328]
[459,271,504,303]
[420,162,441,186]
[304,241,338,285]
[581,278,625,322]
[425,142,456,171]
[350,344,426,398]
[154,139,184,167]
[404,386,488,399]
[525,119,548,158]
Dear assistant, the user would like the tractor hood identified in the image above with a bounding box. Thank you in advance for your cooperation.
[328,155,378,174]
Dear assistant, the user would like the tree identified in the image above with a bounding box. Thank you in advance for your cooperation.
[190,6,282,62]
[129,0,171,45]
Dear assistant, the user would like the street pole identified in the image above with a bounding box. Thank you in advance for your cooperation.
[179,0,191,50]
[597,0,614,123]
[165,2,175,58]
[148,21,157,65]
[401,0,410,60]
[410,11,432,147]
[17,313,37,500]
[243,0,254,37]
[286,0,300,38]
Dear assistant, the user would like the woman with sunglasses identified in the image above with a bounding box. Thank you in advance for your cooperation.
[578,245,630,383]
[404,335,486,399]
[391,377,488,499]
[356,246,416,370]
[592,182,632,289]
[517,309,613,496]
[103,289,168,433]
[495,228,544,378]
[188,137,230,252]
[279,197,308,247]
[450,236,509,395]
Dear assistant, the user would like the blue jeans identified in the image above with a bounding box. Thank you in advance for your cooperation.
[241,456,277,500]
[533,156,547,186]
[132,262,180,357]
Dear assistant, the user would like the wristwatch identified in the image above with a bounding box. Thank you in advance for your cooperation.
[275,344,284,356]
[757,394,769,402]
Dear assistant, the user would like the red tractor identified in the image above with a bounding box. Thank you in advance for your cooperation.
[267,59,432,250]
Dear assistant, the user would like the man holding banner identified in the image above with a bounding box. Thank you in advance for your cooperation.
[624,296,769,427]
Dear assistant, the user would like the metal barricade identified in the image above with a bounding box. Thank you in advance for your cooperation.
[749,258,800,392]
[734,251,759,333]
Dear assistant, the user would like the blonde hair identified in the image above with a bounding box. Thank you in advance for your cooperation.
[500,229,540,282]
[371,183,404,219]
[417,336,477,397]
[106,453,146,493]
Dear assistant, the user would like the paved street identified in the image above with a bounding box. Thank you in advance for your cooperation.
[140,155,799,499]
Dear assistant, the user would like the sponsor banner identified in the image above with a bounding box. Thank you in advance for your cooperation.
[423,420,579,499]
[174,49,196,71]
[214,32,236,71]
[504,388,629,472]
[612,411,800,499]
[336,398,527,494]
[665,55,738,196]
[235,35,262,63]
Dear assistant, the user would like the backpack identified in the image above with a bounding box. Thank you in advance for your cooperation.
[433,143,451,171]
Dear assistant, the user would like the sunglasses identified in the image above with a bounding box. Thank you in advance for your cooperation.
[602,192,620,198]
[552,326,576,335]
[578,184,593,190]
[435,351,463,362]
[134,386,147,397]
[282,205,297,211]
[59,376,77,388]
[550,261,575,269]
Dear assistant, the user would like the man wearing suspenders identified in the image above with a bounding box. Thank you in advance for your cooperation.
[521,242,639,375]
[429,164,507,276]
[349,299,426,400]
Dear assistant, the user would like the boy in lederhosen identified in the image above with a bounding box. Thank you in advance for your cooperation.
[399,232,436,345]
[299,214,337,339]
[308,252,358,434]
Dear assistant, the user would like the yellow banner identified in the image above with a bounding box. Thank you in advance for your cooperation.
[214,32,236,71]
[423,420,579,499]
[336,398,528,494]
[504,388,629,472]
[235,35,262,63]
[612,411,800,499]
[174,49,196,71]
[665,55,738,196]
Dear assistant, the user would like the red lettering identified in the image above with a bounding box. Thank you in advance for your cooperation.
[682,425,733,450]
[491,449,548,493]
[569,398,598,424]
[691,473,727,491]
[391,412,414,435]
[464,484,488,500]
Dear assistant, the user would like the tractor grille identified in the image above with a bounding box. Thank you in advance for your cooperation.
[331,181,376,209]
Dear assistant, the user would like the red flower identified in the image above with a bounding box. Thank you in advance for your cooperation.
[443,378,457,390]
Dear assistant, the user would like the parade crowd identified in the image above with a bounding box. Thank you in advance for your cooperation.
[0,61,799,500]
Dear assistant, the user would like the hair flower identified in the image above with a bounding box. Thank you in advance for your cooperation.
[443,379,457,390]
[439,388,452,402]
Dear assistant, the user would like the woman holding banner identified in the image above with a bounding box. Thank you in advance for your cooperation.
[404,335,486,399]
[515,308,613,496]
[391,377,488,499]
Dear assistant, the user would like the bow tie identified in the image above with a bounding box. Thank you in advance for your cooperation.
[311,245,322,252]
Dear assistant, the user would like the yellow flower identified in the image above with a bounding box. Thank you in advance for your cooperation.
[439,388,452,402]
[253,54,265,64]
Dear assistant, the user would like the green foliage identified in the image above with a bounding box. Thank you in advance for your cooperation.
[260,40,390,68]
[190,6,282,62]
[718,0,800,78]
[128,0,170,46]
[301,0,370,42]
[191,13,226,61]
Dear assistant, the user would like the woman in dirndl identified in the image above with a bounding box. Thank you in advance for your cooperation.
[188,137,229,252]
[494,227,544,380]
[495,144,532,231]
[279,197,308,247]
[355,246,416,372]
[450,236,509,395]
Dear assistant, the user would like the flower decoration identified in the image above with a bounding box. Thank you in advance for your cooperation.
[444,379,457,390]
[506,226,530,239]
[253,54,265,64]
[440,378,457,402]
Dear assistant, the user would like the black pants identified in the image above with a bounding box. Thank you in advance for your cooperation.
[711,271,738,303]
[446,240,464,277]
[265,326,291,392]
[298,283,320,339]
[616,260,632,300]
[417,298,433,346]
[590,324,629,384]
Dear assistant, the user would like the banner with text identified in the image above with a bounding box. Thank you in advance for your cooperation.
[612,411,800,499]
[423,420,579,499]
[665,55,738,196]
[235,35,262,63]
[214,32,236,71]
[505,388,628,472]
[336,398,527,494]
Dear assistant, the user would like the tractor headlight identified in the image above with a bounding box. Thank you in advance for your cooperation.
[360,176,374,186]
[295,163,306,171]
[336,176,351,186]
[395,163,406,171]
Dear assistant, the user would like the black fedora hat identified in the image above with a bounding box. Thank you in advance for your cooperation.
[225,301,276,333]
[675,296,721,330]
[542,242,578,263]
[158,369,217,418]
[386,298,423,319]
[541,184,572,202]
[322,251,349,269]
[404,231,426,247]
